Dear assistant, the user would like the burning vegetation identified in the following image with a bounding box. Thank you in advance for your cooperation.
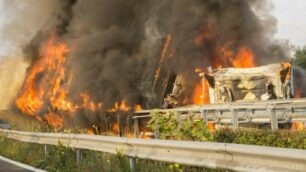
[13,0,306,130]
[16,36,103,128]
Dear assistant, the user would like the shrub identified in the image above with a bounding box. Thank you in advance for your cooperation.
[148,111,213,141]
[148,111,306,149]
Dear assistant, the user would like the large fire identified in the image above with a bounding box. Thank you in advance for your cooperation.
[16,36,74,125]
[15,36,142,131]
[15,36,101,128]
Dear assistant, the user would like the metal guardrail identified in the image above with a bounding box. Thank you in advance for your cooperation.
[134,98,306,130]
[0,129,306,172]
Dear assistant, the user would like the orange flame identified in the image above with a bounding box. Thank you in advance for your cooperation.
[207,122,215,132]
[15,35,104,128]
[279,62,291,82]
[291,122,304,131]
[87,128,95,135]
[80,92,102,112]
[232,47,255,68]
[219,45,255,68]
[45,112,64,128]
[139,135,152,139]
[134,104,142,111]
[112,122,119,133]
[108,100,130,112]
[193,77,210,104]
[15,36,74,127]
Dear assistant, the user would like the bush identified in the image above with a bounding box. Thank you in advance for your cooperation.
[148,111,306,149]
[148,111,213,141]
[215,128,306,149]
[295,47,306,70]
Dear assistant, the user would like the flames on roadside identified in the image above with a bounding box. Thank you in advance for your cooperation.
[291,122,304,131]
[16,36,72,127]
[15,36,103,128]
[107,100,130,112]
[14,35,143,131]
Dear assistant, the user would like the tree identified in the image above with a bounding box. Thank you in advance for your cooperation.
[295,47,306,70]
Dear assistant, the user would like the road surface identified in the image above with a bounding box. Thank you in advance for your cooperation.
[0,156,44,172]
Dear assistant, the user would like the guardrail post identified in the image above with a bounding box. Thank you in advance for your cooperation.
[246,109,253,122]
[133,118,140,138]
[154,113,160,139]
[76,149,81,164]
[232,109,238,129]
[44,144,48,158]
[176,111,181,129]
[216,110,221,125]
[154,126,160,139]
[129,157,136,172]
[201,109,208,127]
[269,108,278,131]
[117,112,122,137]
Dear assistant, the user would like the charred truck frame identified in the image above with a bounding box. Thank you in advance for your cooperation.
[203,63,294,103]
[161,62,293,108]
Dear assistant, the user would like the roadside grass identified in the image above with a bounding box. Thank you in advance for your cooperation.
[215,127,306,149]
[0,133,225,172]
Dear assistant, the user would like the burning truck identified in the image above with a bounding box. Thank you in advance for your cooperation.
[160,62,293,108]
[198,63,293,104]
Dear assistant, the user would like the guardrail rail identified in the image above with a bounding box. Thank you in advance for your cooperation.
[0,129,306,172]
[134,98,306,131]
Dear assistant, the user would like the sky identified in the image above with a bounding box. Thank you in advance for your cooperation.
[0,1,55,57]
[272,0,306,47]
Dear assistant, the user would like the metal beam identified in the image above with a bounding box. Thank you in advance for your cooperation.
[1,129,306,172]
[133,98,306,128]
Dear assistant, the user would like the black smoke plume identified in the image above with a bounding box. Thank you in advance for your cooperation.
[18,0,298,128]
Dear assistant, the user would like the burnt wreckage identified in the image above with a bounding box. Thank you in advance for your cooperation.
[160,62,293,108]
[203,63,293,103]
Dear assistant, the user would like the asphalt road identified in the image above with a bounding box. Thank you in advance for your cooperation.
[0,159,33,172]
[0,156,43,172]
